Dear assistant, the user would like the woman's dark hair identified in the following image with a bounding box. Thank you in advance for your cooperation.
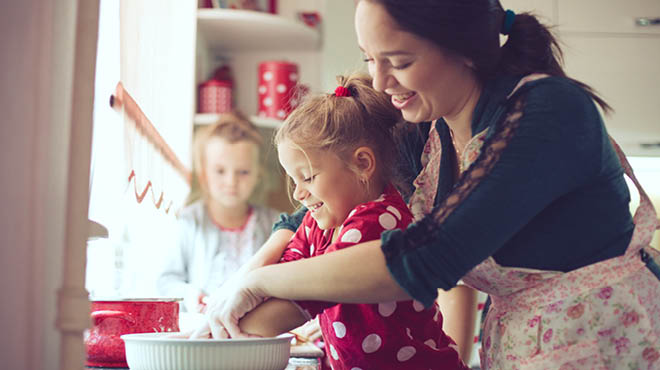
[362,0,611,112]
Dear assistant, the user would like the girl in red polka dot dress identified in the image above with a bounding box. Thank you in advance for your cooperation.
[237,73,468,370]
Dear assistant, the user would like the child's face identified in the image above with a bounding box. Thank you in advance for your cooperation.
[278,140,366,230]
[203,137,260,209]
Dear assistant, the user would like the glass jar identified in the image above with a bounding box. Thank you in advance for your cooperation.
[285,357,321,370]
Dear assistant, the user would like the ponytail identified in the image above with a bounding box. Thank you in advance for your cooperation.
[499,11,612,113]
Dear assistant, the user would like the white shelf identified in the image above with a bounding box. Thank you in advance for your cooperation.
[197,9,321,52]
[194,113,283,129]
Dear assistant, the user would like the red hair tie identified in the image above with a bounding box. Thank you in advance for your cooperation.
[334,86,351,97]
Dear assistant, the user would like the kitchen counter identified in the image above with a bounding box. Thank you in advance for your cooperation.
[85,356,320,370]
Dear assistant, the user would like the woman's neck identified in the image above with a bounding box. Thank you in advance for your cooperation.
[206,200,251,230]
[443,80,482,152]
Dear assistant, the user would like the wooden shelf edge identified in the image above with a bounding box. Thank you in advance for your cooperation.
[196,8,321,52]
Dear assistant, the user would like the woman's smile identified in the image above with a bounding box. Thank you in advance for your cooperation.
[390,91,417,110]
[356,0,480,124]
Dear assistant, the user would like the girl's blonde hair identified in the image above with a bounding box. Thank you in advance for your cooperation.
[274,72,404,198]
[190,111,263,202]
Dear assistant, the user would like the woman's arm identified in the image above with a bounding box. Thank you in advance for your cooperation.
[436,286,477,363]
[238,298,307,338]
[216,239,411,339]
[250,240,410,304]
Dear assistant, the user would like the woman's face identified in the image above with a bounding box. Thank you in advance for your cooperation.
[355,0,477,123]
[203,137,260,209]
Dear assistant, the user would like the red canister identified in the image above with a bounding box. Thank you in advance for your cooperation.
[257,61,300,120]
[199,79,233,113]
[84,298,181,368]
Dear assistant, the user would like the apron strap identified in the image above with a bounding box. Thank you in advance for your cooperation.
[506,73,550,99]
[608,136,659,229]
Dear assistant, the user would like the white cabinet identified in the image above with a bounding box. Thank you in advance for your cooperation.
[193,8,322,128]
[561,36,660,152]
[557,0,660,34]
[196,9,321,51]
[502,0,660,156]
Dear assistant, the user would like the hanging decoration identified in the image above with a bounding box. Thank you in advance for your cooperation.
[110,82,191,213]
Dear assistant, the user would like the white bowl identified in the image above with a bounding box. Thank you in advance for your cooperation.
[121,332,293,370]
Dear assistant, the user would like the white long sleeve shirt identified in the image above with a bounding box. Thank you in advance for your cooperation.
[156,200,279,310]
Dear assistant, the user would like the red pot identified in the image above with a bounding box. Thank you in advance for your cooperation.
[84,298,181,368]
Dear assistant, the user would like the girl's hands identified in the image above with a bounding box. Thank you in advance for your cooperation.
[292,316,322,342]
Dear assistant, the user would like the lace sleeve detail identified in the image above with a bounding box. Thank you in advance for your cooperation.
[408,95,527,247]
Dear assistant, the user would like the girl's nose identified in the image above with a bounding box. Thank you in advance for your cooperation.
[292,183,307,201]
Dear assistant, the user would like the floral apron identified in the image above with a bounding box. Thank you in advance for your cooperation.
[461,137,660,370]
[410,75,660,369]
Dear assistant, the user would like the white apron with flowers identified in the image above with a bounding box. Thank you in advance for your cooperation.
[409,75,660,369]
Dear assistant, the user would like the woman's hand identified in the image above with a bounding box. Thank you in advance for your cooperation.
[189,229,294,339]
[190,271,266,339]
[209,279,265,339]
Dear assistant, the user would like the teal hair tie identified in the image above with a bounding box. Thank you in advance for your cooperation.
[501,9,516,35]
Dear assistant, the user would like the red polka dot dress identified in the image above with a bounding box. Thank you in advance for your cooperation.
[280,185,468,370]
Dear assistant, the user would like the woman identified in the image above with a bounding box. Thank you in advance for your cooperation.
[204,1,660,368]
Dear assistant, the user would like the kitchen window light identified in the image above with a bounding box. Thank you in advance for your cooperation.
[87,0,196,299]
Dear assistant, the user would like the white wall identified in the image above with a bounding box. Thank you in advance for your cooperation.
[321,0,364,91]
[627,157,660,249]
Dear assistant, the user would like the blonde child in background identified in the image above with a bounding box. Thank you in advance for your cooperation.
[156,112,279,313]
[209,74,468,370]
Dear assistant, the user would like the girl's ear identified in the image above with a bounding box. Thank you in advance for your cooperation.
[352,146,377,181]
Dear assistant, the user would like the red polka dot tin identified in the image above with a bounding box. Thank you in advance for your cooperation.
[199,79,233,114]
[257,61,300,120]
